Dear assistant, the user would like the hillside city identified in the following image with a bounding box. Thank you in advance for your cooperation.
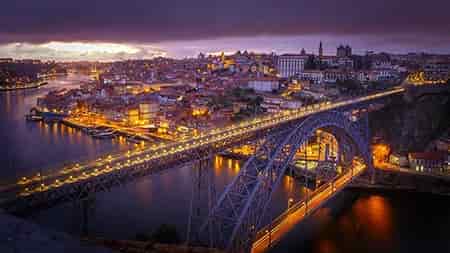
[1,40,450,253]
[2,44,450,171]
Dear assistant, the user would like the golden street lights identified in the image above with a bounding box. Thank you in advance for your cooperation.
[288,197,294,209]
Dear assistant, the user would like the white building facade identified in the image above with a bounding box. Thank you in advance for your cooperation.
[277,54,306,78]
[247,78,280,92]
[298,70,324,84]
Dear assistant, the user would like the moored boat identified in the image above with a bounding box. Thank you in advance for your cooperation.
[92,130,116,139]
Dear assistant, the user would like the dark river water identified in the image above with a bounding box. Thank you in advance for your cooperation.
[1,74,449,252]
[270,189,450,253]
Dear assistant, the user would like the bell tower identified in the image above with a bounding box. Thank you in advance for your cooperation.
[319,41,323,57]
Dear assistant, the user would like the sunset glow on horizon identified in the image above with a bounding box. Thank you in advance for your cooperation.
[2,33,450,62]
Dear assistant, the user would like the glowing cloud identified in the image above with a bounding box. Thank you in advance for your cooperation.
[41,42,141,55]
[0,42,167,61]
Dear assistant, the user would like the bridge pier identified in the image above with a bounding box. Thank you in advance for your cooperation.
[186,153,216,247]
[78,196,96,237]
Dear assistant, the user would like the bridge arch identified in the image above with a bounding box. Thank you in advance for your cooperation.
[202,111,373,252]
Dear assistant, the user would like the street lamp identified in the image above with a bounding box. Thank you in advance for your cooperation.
[288,198,294,209]
[265,228,272,249]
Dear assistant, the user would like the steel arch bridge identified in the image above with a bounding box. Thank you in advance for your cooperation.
[199,110,373,252]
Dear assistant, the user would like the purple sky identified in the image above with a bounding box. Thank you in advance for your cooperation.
[1,0,449,60]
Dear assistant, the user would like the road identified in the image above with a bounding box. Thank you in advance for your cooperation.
[377,161,450,180]
[251,163,366,253]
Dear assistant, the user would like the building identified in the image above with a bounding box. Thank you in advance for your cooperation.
[357,69,398,83]
[337,57,354,69]
[423,61,450,81]
[191,104,209,117]
[319,41,323,58]
[408,152,447,173]
[298,70,324,84]
[127,108,140,126]
[435,131,450,170]
[389,152,409,167]
[277,54,306,78]
[139,102,159,122]
[435,135,450,152]
[320,56,338,68]
[372,60,394,70]
[337,45,352,58]
[373,69,398,81]
[261,95,284,113]
[0,58,13,63]
[232,102,247,113]
[447,154,450,171]
[324,70,354,83]
[247,77,280,92]
[281,100,303,110]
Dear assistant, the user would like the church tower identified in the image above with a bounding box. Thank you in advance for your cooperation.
[319,41,323,57]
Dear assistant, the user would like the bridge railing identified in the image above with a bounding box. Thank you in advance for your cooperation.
[254,176,333,241]
[0,88,405,202]
[0,145,140,199]
[254,163,366,247]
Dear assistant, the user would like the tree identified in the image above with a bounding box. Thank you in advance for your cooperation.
[151,224,181,244]
[135,232,151,242]
[247,96,264,115]
[230,87,254,99]
[336,79,360,92]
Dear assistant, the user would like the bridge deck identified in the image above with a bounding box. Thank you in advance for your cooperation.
[251,163,366,253]
[0,87,404,211]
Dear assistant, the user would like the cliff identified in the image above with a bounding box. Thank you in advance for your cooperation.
[370,90,450,152]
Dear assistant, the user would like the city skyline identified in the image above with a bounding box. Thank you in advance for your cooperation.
[1,2,450,253]
[1,35,450,62]
[1,0,450,61]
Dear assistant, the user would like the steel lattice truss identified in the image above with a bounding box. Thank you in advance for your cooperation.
[200,111,373,252]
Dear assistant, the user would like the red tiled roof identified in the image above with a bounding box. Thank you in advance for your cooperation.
[409,152,447,160]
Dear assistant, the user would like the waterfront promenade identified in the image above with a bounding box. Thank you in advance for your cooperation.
[0,81,47,91]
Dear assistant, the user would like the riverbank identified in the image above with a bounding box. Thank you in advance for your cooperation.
[0,211,113,253]
[61,118,154,142]
[0,81,48,91]
[349,184,450,196]
[84,237,223,253]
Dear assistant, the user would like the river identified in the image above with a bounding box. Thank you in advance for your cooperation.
[270,189,450,253]
[0,74,306,240]
[1,74,449,252]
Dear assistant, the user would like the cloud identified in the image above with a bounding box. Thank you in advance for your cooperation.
[1,34,450,61]
[0,0,449,45]
[0,0,449,60]
[0,42,167,61]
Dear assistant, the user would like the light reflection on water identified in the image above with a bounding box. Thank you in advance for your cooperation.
[352,195,393,243]
[271,190,450,253]
[0,74,130,183]
[31,155,308,241]
[309,194,394,253]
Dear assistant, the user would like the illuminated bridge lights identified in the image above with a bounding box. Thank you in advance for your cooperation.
[7,88,406,199]
[17,177,30,185]
[38,183,48,192]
